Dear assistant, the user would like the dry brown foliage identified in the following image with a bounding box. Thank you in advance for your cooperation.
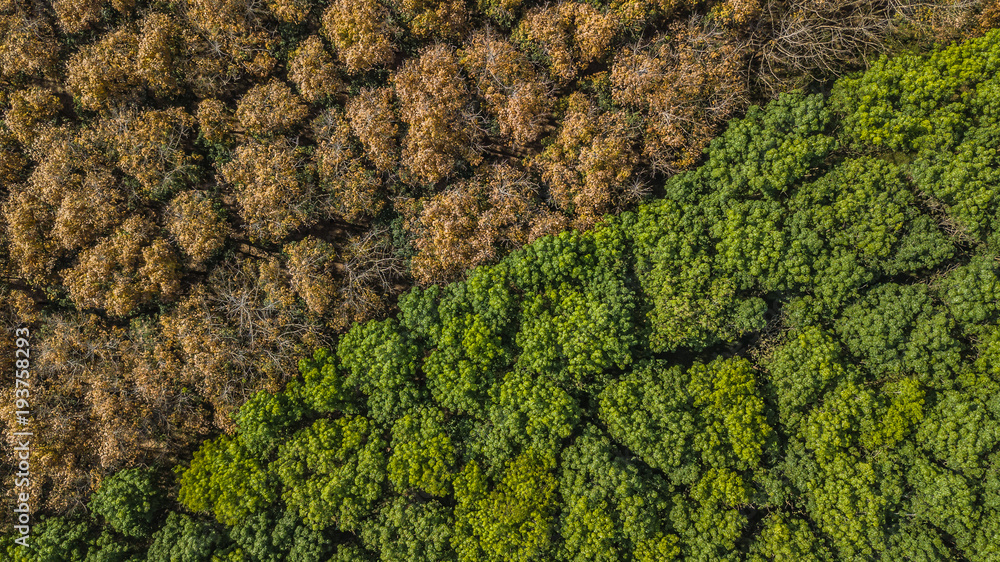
[461,30,555,146]
[533,92,640,227]
[313,109,384,222]
[390,0,469,39]
[612,23,750,172]
[61,216,182,316]
[515,1,617,83]
[285,236,339,316]
[236,79,309,137]
[105,107,199,198]
[65,25,142,111]
[137,13,182,97]
[166,190,230,268]
[4,86,61,147]
[406,164,537,283]
[51,0,105,34]
[0,8,60,79]
[221,139,315,242]
[196,98,238,145]
[322,0,398,72]
[345,86,400,172]
[289,35,345,103]
[394,44,483,185]
[267,0,314,24]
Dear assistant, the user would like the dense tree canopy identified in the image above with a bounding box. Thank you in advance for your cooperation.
[0,0,990,518]
[11,31,1000,560]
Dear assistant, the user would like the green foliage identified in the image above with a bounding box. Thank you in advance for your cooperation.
[833,30,1000,242]
[88,468,165,538]
[937,254,1000,327]
[748,514,833,562]
[766,326,850,427]
[146,513,231,562]
[235,390,309,459]
[515,273,636,386]
[836,283,963,383]
[630,199,748,352]
[688,357,772,470]
[388,406,457,496]
[671,91,835,205]
[452,452,559,562]
[801,453,895,558]
[600,358,771,477]
[558,427,678,562]
[480,369,582,467]
[339,319,426,422]
[360,497,457,562]
[669,469,749,562]
[423,308,512,416]
[276,416,386,530]
[916,389,1000,477]
[228,508,333,562]
[14,516,97,562]
[292,346,359,414]
[599,361,699,481]
[177,436,275,527]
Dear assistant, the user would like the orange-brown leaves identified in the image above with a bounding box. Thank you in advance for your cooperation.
[534,92,639,227]
[267,0,314,23]
[394,44,481,185]
[181,0,278,94]
[51,0,105,33]
[346,86,400,172]
[236,79,309,137]
[516,1,617,83]
[460,30,554,146]
[389,0,469,39]
[406,164,537,283]
[109,107,199,198]
[3,186,59,284]
[65,25,141,111]
[284,236,339,316]
[980,0,1000,33]
[478,0,526,26]
[313,109,384,222]
[611,26,749,171]
[184,0,261,39]
[196,98,238,145]
[321,0,398,72]
[0,10,60,79]
[220,139,314,242]
[289,36,344,103]
[137,13,182,96]
[166,191,229,268]
[51,169,125,251]
[4,86,61,147]
[61,216,182,316]
[65,16,181,110]
[10,127,125,278]
[159,259,322,420]
[711,0,763,26]
[0,126,26,184]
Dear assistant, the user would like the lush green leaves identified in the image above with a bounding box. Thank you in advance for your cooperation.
[276,416,386,531]
[177,436,275,527]
[88,468,166,538]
